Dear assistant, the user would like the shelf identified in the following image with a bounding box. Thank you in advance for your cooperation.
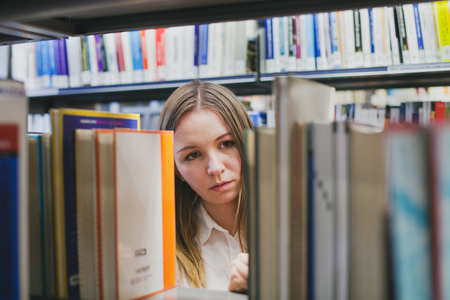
[260,63,450,90]
[0,0,422,44]
[26,74,271,105]
[31,287,248,300]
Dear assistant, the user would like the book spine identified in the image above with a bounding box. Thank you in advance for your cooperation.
[404,4,420,64]
[353,10,364,68]
[103,33,120,85]
[40,41,51,88]
[287,16,296,71]
[144,29,157,82]
[264,18,275,73]
[396,6,411,64]
[87,35,99,86]
[80,37,91,86]
[155,28,166,81]
[199,24,209,77]
[413,4,426,63]
[120,31,134,84]
[130,31,144,83]
[51,40,60,88]
[0,124,19,300]
[194,25,199,77]
[382,7,393,66]
[59,40,69,88]
[140,30,148,81]
[294,15,303,71]
[435,1,450,61]
[387,7,401,65]
[305,14,316,70]
[66,37,82,88]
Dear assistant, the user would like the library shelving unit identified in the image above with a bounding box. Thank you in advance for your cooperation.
[4,0,450,112]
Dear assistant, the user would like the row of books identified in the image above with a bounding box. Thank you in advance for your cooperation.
[1,20,257,90]
[0,78,176,300]
[261,1,450,73]
[247,76,450,300]
[335,100,449,129]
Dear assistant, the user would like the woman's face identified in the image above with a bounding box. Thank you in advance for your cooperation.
[174,109,241,208]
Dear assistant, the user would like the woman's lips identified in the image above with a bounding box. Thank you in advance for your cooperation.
[210,181,232,192]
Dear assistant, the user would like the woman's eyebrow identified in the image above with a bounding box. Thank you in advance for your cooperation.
[177,145,197,154]
[215,132,232,141]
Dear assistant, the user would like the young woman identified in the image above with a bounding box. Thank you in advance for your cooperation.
[157,80,253,292]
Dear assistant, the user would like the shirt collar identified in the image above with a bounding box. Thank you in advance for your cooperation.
[197,201,229,245]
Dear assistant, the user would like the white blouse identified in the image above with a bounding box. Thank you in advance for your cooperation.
[176,202,244,291]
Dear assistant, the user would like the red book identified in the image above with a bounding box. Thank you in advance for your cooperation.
[155,28,166,81]
[140,30,148,71]
[115,33,126,72]
[435,101,446,124]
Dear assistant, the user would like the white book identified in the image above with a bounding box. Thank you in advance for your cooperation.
[294,16,304,71]
[360,9,372,67]
[120,32,134,84]
[114,130,164,299]
[403,4,421,64]
[272,17,281,73]
[334,122,349,300]
[382,7,393,66]
[235,21,248,75]
[96,131,117,300]
[322,13,332,70]
[165,27,176,80]
[87,35,100,86]
[344,10,356,68]
[11,44,27,86]
[183,25,197,79]
[286,17,297,72]
[387,7,401,65]
[311,121,335,300]
[223,22,236,76]
[371,8,385,66]
[103,33,120,85]
[209,22,224,77]
[0,45,9,79]
[144,29,157,82]
[66,37,82,88]
[316,13,328,70]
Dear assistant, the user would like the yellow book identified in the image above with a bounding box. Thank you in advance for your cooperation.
[435,1,450,61]
[50,108,139,298]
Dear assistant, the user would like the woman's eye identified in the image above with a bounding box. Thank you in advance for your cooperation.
[185,152,199,161]
[221,140,235,148]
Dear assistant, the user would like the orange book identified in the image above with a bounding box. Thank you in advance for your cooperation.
[140,30,148,72]
[114,129,175,300]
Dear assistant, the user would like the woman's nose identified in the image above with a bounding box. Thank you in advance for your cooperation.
[207,153,225,176]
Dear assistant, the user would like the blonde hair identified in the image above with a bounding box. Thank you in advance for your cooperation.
[157,80,253,288]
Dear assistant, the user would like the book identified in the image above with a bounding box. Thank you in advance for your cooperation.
[28,134,45,296]
[75,129,99,300]
[386,125,433,300]
[0,123,21,300]
[254,127,278,300]
[155,28,166,81]
[95,130,116,300]
[41,133,56,297]
[244,129,258,300]
[274,76,334,299]
[114,129,175,299]
[349,123,388,300]
[310,121,335,300]
[334,121,349,300]
[292,122,308,300]
[434,1,450,61]
[50,108,140,298]
[0,80,28,300]
[430,124,450,300]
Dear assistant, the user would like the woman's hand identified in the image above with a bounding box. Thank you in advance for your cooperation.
[228,253,249,293]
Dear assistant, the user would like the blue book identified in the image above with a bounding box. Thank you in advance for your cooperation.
[199,24,209,77]
[52,109,140,299]
[41,41,51,88]
[369,8,375,56]
[0,124,19,300]
[387,128,432,300]
[130,31,144,71]
[413,4,424,51]
[313,14,321,65]
[194,25,199,68]
[49,40,58,86]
